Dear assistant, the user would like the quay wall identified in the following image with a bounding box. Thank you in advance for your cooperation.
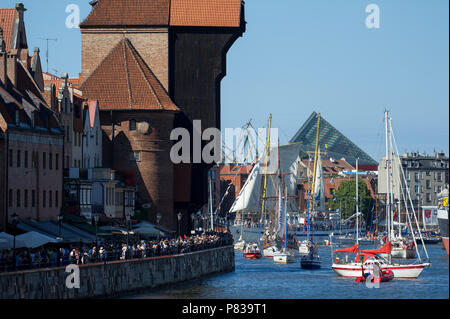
[0,246,234,299]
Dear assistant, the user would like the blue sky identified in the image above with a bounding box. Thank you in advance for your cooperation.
[4,0,449,162]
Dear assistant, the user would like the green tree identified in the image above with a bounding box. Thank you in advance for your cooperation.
[327,178,373,224]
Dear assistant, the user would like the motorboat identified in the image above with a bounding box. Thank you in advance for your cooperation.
[243,243,261,259]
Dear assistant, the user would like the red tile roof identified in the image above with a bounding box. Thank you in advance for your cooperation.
[220,163,253,175]
[0,9,15,51]
[79,38,179,111]
[80,0,242,28]
[80,0,170,27]
[170,0,242,27]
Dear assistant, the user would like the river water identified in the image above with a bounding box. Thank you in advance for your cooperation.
[124,244,448,299]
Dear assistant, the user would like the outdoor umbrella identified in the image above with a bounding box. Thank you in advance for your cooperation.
[15,231,58,249]
[0,232,27,249]
[133,224,164,237]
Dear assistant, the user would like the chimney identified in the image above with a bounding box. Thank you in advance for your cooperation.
[0,28,7,86]
[7,50,18,87]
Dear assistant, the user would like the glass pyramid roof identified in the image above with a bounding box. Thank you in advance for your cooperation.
[289,112,377,165]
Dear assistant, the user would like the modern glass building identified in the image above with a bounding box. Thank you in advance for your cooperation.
[289,112,377,166]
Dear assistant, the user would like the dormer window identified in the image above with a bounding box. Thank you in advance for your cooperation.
[129,119,136,131]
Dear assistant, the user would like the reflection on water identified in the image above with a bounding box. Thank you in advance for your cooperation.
[122,245,448,299]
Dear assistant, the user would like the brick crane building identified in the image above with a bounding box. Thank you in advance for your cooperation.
[79,0,245,233]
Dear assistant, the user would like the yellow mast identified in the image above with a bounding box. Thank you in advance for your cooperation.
[260,114,272,222]
[310,113,321,214]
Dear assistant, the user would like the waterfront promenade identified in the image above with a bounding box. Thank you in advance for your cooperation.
[0,231,232,273]
[0,232,235,299]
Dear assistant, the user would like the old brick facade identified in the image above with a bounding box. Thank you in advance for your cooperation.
[79,0,245,234]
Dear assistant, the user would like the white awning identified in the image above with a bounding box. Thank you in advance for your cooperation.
[15,231,58,249]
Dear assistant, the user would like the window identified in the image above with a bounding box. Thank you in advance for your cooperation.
[17,150,20,167]
[49,152,53,170]
[129,119,136,131]
[49,191,52,208]
[426,193,431,202]
[24,190,28,208]
[96,130,99,145]
[16,190,20,207]
[43,152,46,169]
[9,149,13,167]
[55,190,58,208]
[437,172,442,182]
[56,153,59,170]
[32,151,38,168]
[426,180,430,189]
[130,151,141,162]
[32,190,36,207]
[24,151,28,168]
[43,191,46,208]
[8,189,12,207]
[415,185,419,193]
[414,172,419,181]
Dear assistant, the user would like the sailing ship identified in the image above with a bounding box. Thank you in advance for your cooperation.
[273,185,295,264]
[299,113,322,269]
[228,114,303,259]
[331,111,431,279]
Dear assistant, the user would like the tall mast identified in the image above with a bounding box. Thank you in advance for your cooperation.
[260,114,272,223]
[309,112,321,241]
[311,113,321,211]
[389,116,395,239]
[306,157,312,241]
[384,110,391,242]
[209,174,214,231]
[284,184,288,250]
[356,157,359,247]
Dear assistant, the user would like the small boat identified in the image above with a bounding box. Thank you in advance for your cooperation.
[300,253,321,269]
[273,249,295,264]
[379,238,416,259]
[420,236,442,245]
[298,240,311,255]
[263,245,279,257]
[243,243,261,259]
[355,268,394,283]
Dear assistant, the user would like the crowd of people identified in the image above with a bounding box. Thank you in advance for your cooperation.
[0,230,233,273]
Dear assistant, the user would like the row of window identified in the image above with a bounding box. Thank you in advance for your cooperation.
[406,171,443,182]
[8,189,59,209]
[405,160,448,169]
[413,185,443,194]
[9,150,59,170]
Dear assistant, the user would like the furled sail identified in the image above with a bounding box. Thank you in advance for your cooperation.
[313,147,325,211]
[229,161,262,213]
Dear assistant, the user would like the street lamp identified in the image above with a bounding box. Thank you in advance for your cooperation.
[191,213,195,234]
[177,212,182,238]
[10,213,19,271]
[93,213,99,246]
[57,214,63,242]
[125,212,131,256]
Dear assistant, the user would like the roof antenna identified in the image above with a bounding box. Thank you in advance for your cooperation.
[39,38,57,73]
